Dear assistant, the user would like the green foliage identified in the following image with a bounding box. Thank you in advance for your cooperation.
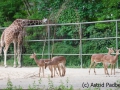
[5,78,22,90]
[5,77,73,90]
[0,0,26,26]
[5,78,120,90]
[0,0,120,67]
[22,55,36,66]
[28,81,38,90]
[55,77,73,90]
[53,42,79,54]
[48,76,54,90]
[6,78,13,90]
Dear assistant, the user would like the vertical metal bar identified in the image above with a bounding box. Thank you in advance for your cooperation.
[79,24,82,68]
[116,21,118,68]
[47,25,50,59]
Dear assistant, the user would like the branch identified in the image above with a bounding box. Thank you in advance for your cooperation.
[22,0,31,16]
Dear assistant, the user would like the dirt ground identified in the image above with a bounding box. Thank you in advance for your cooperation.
[0,67,120,90]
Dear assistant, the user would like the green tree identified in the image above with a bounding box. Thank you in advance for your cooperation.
[0,0,120,67]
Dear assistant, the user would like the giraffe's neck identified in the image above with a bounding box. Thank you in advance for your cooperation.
[13,18,47,27]
[26,20,43,26]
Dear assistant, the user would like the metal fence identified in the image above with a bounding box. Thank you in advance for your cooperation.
[0,19,120,68]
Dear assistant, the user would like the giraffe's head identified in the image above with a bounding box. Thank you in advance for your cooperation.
[15,18,47,27]
[42,18,47,23]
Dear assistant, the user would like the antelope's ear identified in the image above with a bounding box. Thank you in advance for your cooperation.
[111,47,114,50]
[106,47,109,49]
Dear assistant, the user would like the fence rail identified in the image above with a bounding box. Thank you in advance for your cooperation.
[0,19,120,68]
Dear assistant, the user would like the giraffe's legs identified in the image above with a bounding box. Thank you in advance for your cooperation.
[17,32,23,68]
[13,42,17,68]
[3,44,9,68]
[17,43,22,68]
[0,46,2,55]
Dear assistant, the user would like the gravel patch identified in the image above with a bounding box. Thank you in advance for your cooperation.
[0,67,120,90]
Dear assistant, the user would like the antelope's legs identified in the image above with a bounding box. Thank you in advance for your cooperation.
[54,66,56,77]
[111,64,113,75]
[39,67,41,77]
[58,66,61,77]
[93,63,97,75]
[89,62,94,74]
[42,66,44,77]
[113,64,115,75]
[103,63,106,75]
[104,63,109,75]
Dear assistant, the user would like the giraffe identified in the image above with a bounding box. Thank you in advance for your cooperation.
[0,18,47,68]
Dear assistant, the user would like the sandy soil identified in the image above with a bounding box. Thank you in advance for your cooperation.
[0,66,120,90]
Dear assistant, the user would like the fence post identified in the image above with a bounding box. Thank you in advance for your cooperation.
[47,25,50,59]
[79,24,82,68]
[116,21,118,68]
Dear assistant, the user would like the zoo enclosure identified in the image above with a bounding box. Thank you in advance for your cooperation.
[0,19,120,68]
